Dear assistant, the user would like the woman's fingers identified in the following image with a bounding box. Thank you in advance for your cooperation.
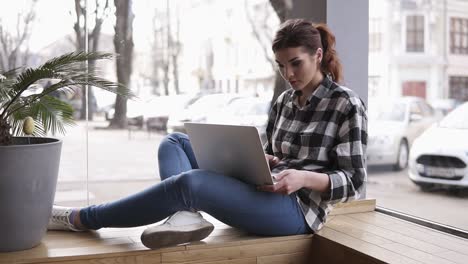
[265,154,280,167]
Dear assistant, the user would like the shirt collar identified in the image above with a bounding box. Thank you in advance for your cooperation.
[291,77,333,107]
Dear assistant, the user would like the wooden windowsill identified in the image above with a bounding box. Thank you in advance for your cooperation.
[1,199,467,264]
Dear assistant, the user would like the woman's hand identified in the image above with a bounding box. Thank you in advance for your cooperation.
[265,154,280,168]
[258,170,331,195]
[258,169,306,195]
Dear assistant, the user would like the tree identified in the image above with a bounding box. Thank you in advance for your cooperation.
[244,0,277,75]
[72,0,111,120]
[144,0,182,96]
[109,0,134,128]
[0,0,37,71]
[170,1,182,95]
[269,0,292,105]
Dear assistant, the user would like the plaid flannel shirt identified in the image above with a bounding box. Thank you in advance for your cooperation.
[264,77,367,232]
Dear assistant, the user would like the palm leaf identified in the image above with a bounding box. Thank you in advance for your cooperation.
[0,51,133,143]
[10,95,74,136]
[3,51,133,117]
[0,69,20,108]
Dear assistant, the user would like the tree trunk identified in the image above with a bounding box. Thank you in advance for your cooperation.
[172,53,179,94]
[269,0,291,105]
[271,73,287,106]
[162,63,169,96]
[110,0,134,128]
[0,117,12,146]
[74,0,110,121]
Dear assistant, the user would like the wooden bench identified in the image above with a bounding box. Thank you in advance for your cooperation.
[1,199,467,264]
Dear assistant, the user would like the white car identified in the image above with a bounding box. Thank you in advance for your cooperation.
[166,93,246,133]
[205,96,270,144]
[367,97,438,170]
[408,102,468,191]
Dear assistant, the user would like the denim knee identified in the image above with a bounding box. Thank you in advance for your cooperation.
[172,170,205,209]
[166,132,188,144]
[158,132,188,153]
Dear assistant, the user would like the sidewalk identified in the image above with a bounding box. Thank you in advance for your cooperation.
[55,178,160,206]
[54,119,166,205]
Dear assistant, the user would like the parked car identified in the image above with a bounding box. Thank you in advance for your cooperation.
[367,96,438,170]
[205,96,271,144]
[429,98,463,117]
[104,98,149,128]
[145,94,201,132]
[408,102,468,191]
[104,94,199,130]
[166,93,247,133]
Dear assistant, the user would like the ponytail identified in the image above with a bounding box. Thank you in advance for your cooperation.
[315,23,343,83]
[272,19,344,83]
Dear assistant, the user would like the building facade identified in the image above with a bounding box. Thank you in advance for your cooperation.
[369,0,468,102]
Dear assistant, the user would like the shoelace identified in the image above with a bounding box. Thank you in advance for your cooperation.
[51,209,73,227]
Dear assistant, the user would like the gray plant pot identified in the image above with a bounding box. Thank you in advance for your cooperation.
[0,137,62,252]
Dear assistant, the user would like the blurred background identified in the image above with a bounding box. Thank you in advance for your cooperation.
[1,0,467,231]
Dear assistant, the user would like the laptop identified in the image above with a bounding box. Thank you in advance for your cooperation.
[184,122,275,186]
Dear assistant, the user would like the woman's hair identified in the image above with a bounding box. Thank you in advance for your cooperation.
[272,19,343,83]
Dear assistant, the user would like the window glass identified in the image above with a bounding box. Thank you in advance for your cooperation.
[369,18,382,52]
[410,102,422,115]
[439,102,468,129]
[0,0,89,206]
[85,0,279,205]
[406,15,425,52]
[1,0,279,207]
[369,0,468,232]
[450,17,468,54]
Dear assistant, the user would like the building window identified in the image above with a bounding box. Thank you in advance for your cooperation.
[402,81,426,99]
[368,75,381,97]
[450,17,468,54]
[449,76,468,101]
[406,15,424,52]
[369,18,382,52]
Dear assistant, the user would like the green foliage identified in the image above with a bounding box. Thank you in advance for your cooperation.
[0,51,132,145]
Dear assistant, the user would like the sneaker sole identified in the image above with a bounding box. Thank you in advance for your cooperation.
[141,222,214,249]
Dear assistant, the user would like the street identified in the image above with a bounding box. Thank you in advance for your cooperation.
[55,120,468,231]
[367,166,468,230]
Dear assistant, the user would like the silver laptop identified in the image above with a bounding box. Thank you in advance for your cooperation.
[184,122,275,186]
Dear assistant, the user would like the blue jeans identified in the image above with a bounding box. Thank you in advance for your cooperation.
[80,133,311,236]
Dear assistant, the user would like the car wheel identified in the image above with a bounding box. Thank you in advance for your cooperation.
[393,140,409,171]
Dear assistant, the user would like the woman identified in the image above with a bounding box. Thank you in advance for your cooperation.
[49,19,367,250]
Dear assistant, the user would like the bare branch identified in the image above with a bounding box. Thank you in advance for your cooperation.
[244,0,276,71]
[0,1,37,70]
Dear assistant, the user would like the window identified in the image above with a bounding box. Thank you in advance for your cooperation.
[418,101,434,117]
[368,76,381,97]
[449,76,468,101]
[406,15,424,52]
[1,0,278,207]
[402,81,426,98]
[369,18,382,52]
[450,17,468,54]
[409,102,422,116]
[368,0,467,235]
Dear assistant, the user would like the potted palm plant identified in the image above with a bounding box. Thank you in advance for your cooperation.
[0,51,132,252]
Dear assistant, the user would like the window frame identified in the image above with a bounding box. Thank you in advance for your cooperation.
[450,17,468,55]
[369,18,382,52]
[449,75,468,101]
[404,14,426,53]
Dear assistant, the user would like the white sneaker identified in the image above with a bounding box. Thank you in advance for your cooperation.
[141,211,214,249]
[47,205,84,232]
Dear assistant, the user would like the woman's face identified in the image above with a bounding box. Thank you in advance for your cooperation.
[274,46,322,94]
